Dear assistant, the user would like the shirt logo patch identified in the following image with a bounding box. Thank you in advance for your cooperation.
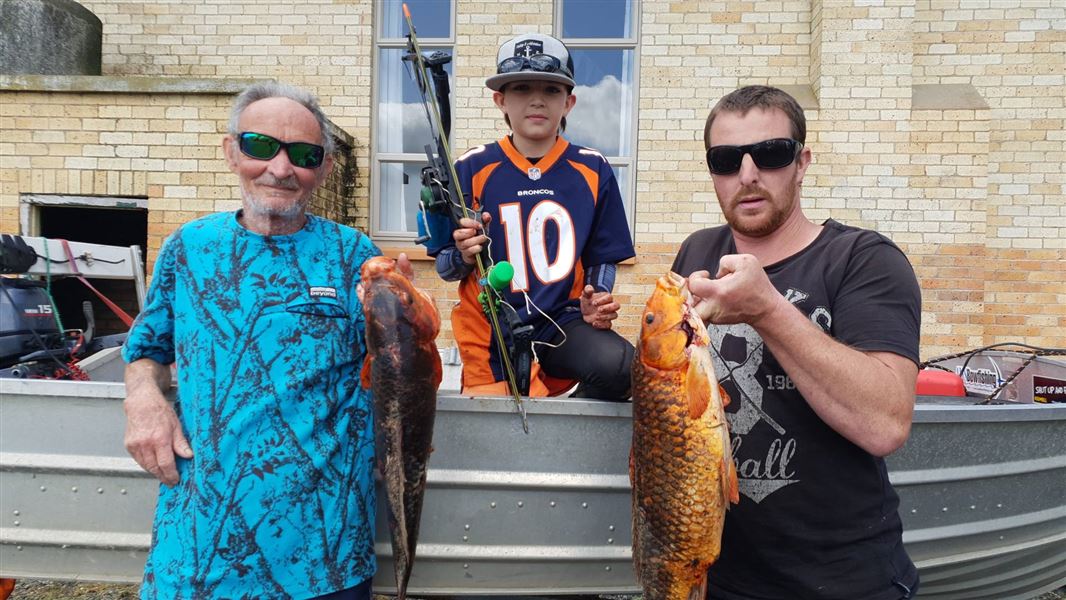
[527,167,542,181]
[309,286,338,299]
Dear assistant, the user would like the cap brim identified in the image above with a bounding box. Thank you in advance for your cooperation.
[486,71,576,91]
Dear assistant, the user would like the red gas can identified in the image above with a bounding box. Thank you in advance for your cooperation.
[916,369,967,397]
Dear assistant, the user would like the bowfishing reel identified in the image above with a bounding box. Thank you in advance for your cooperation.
[476,262,533,396]
[414,166,456,250]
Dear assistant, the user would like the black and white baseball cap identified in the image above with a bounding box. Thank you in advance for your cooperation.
[485,33,576,92]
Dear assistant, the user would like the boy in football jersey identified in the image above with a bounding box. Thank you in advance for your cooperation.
[431,33,635,401]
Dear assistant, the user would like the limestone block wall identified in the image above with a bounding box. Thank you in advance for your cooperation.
[910,1,1065,354]
[1,0,1063,361]
[0,80,361,274]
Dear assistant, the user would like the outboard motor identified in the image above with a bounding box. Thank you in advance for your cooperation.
[0,278,65,373]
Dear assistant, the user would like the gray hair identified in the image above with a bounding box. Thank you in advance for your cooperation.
[227,82,335,155]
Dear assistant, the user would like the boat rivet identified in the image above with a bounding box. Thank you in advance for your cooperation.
[605,566,612,571]
[550,501,556,507]
[16,546,22,551]
[39,486,46,492]
[996,503,1003,509]
[517,501,524,508]
[911,509,917,514]
[462,535,469,542]
[490,502,496,509]
[582,502,589,509]
[609,525,615,531]
[71,487,78,493]
[608,538,614,544]
[464,524,470,531]
[463,564,469,569]
[13,521,20,527]
[120,489,128,495]
[12,510,19,516]
[999,535,1005,540]
[941,507,948,512]
[97,488,105,494]
[970,505,976,510]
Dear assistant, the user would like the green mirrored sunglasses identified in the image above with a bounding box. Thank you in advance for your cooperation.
[237,132,325,169]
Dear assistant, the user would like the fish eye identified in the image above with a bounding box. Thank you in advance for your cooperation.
[644,313,655,324]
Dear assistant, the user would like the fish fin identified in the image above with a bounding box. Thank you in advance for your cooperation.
[431,347,443,389]
[629,448,644,576]
[722,434,740,505]
[688,576,708,600]
[686,355,712,420]
[360,356,372,389]
[719,383,732,408]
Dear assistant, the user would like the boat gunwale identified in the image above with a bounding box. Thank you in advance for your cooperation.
[4,379,1065,423]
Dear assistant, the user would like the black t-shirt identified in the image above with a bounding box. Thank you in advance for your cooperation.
[671,219,921,600]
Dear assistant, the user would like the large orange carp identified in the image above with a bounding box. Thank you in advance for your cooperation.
[630,271,739,600]
[360,256,442,599]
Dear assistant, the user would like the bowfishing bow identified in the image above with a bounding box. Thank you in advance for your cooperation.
[401,3,531,433]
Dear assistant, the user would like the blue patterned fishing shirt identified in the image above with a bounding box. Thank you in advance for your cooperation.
[123,211,380,599]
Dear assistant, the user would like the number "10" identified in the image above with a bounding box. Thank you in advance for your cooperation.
[498,200,577,293]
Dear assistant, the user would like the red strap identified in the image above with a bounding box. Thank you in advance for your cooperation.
[58,239,135,328]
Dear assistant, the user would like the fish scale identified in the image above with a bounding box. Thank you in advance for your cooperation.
[631,272,739,600]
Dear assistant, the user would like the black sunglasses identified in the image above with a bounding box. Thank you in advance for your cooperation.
[706,138,803,175]
[497,54,573,79]
[237,132,325,169]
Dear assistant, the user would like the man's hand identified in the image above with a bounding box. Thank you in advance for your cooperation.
[580,285,621,330]
[687,254,783,326]
[124,361,191,486]
[453,212,492,265]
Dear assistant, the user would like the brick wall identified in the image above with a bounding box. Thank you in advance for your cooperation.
[2,0,1063,360]
[0,84,361,274]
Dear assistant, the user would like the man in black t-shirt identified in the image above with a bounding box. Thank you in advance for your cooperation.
[673,85,922,600]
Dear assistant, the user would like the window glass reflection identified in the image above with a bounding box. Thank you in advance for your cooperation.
[561,0,634,38]
[380,0,451,39]
[566,48,634,157]
[378,161,426,234]
[377,47,453,154]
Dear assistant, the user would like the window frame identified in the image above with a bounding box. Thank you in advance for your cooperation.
[370,0,457,241]
[554,0,641,235]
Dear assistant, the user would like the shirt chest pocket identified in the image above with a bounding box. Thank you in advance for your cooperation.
[282,297,366,366]
[285,299,348,319]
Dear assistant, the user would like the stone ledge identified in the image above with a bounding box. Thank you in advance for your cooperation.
[0,75,269,94]
[777,84,819,110]
[912,84,990,111]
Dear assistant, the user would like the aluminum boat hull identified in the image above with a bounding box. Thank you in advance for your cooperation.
[1,379,1063,598]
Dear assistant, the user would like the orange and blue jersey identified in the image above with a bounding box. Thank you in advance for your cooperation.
[430,136,635,389]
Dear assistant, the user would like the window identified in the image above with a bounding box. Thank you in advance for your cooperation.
[372,0,454,239]
[371,1,638,239]
[557,0,639,233]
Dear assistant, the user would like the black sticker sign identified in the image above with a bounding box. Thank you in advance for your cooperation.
[1033,375,1066,404]
[514,39,544,58]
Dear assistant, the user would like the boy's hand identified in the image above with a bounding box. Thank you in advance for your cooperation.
[580,285,620,330]
[454,212,492,265]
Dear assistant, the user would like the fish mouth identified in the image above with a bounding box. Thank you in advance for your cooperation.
[679,313,697,349]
